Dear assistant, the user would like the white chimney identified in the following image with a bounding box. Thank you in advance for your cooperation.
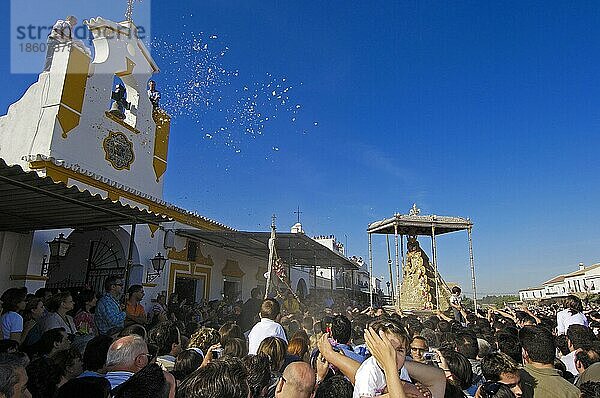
[579,262,585,271]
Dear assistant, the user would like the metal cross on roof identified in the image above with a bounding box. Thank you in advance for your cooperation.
[293,206,303,224]
[409,203,421,216]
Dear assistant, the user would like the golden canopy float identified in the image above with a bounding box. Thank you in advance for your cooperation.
[366,204,476,311]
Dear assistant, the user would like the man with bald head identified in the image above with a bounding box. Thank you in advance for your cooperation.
[104,334,150,390]
[275,362,315,398]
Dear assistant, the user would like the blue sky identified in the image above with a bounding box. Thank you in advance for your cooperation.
[2,1,600,296]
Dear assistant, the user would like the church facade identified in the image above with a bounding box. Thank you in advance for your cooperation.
[0,17,266,305]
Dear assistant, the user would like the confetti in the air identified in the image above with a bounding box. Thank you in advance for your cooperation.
[150,32,316,160]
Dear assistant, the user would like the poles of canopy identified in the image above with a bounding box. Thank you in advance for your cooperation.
[431,225,440,310]
[400,234,405,307]
[368,233,373,308]
[386,235,394,306]
[468,226,477,311]
[394,225,400,308]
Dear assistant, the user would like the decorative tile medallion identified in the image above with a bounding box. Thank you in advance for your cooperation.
[103,131,135,170]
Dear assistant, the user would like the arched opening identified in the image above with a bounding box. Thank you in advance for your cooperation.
[46,227,136,293]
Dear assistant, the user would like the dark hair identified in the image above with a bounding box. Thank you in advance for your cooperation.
[369,317,409,347]
[114,363,170,398]
[76,290,96,308]
[55,376,111,398]
[580,381,600,398]
[0,340,18,354]
[104,276,123,292]
[260,299,280,320]
[148,322,180,356]
[83,335,113,372]
[26,357,62,398]
[495,332,521,364]
[34,288,52,300]
[251,288,261,299]
[567,324,596,350]
[454,332,479,360]
[219,322,244,342]
[52,347,82,379]
[331,315,352,345]
[314,374,353,398]
[481,352,519,382]
[23,298,44,323]
[576,349,600,370]
[222,338,248,359]
[177,357,249,398]
[242,354,271,398]
[555,334,570,356]
[127,285,143,297]
[172,350,203,381]
[515,311,536,326]
[519,325,555,365]
[564,295,584,315]
[437,320,451,333]
[46,292,72,313]
[119,325,148,341]
[38,328,67,356]
[451,286,462,295]
[479,381,516,398]
[440,348,473,390]
[0,289,26,314]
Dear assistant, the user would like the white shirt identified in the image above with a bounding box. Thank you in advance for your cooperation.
[560,350,578,375]
[248,318,287,355]
[556,309,588,335]
[1,312,23,339]
[353,356,411,398]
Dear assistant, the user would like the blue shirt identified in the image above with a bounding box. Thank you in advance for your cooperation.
[95,293,125,335]
[105,371,133,390]
[337,343,366,363]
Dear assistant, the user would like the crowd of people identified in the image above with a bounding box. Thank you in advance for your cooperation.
[0,278,600,398]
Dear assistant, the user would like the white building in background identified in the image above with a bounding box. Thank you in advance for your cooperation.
[519,262,600,301]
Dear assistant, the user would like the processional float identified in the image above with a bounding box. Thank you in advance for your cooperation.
[367,204,477,311]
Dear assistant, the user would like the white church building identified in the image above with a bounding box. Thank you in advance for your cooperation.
[0,16,357,307]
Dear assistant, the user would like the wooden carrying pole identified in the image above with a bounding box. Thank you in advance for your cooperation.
[368,233,373,308]
[264,216,276,299]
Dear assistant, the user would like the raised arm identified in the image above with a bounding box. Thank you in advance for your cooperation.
[403,358,446,398]
[317,333,360,384]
